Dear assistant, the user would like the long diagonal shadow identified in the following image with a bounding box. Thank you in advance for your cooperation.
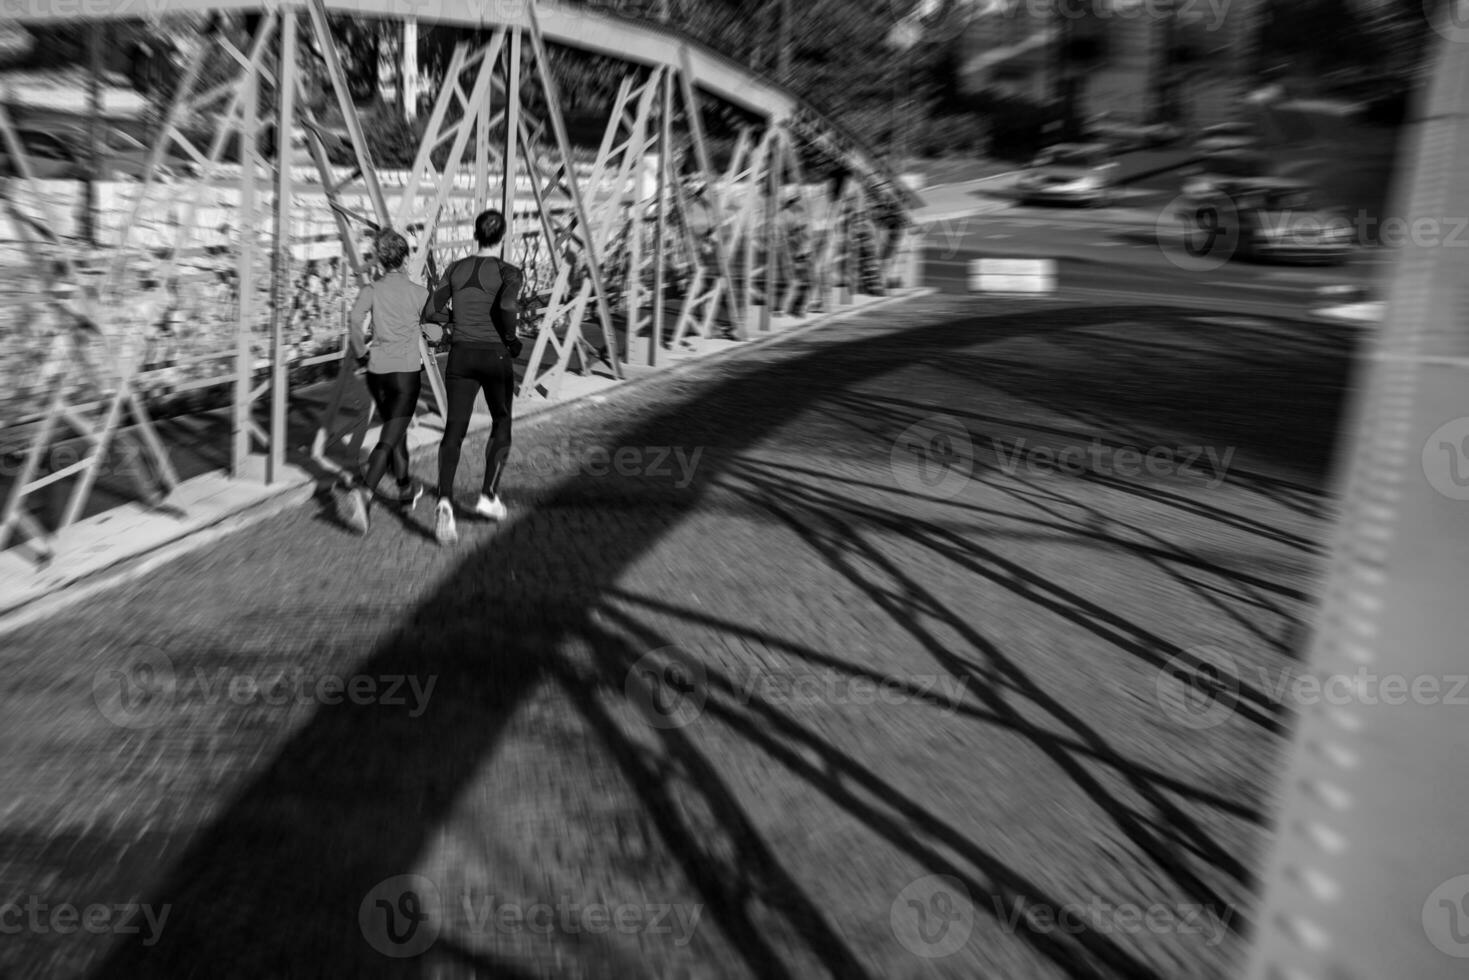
[721,464,1255,922]
[598,586,1268,825]
[731,458,1289,734]
[736,453,1310,658]
[88,302,1321,978]
[579,602,1167,980]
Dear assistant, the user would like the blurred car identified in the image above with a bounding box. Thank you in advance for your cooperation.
[1086,111,1182,152]
[1192,122,1258,155]
[1014,143,1120,207]
[0,125,176,180]
[1180,148,1272,202]
[1193,177,1354,265]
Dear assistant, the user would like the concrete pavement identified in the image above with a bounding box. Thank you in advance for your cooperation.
[0,291,1343,979]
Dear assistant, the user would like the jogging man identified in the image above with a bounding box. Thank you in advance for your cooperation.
[421,209,524,544]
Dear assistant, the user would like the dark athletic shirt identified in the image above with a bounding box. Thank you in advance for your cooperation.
[421,255,522,349]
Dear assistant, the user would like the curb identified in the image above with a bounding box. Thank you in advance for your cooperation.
[0,289,934,638]
[1029,285,1331,319]
[0,483,317,638]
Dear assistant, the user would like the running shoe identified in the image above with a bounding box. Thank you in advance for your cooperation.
[395,480,424,509]
[473,494,508,521]
[336,483,370,535]
[434,499,458,544]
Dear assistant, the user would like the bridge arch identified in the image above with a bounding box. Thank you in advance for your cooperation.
[0,0,923,558]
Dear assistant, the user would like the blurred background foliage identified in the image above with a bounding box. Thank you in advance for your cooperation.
[0,0,1444,168]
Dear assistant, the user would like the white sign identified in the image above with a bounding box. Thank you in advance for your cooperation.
[967,257,1056,294]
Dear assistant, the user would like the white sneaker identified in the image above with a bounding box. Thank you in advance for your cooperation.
[473,494,508,521]
[395,480,424,509]
[336,483,369,535]
[434,499,458,544]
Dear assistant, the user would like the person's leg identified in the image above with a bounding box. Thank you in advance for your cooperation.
[437,351,482,501]
[360,371,390,484]
[480,347,514,501]
[434,352,483,544]
[389,373,422,500]
[338,371,392,533]
[362,372,420,496]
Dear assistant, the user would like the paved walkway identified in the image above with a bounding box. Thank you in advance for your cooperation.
[0,292,905,630]
[0,291,1348,978]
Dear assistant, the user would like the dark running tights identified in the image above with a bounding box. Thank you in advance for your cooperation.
[438,344,514,500]
[363,370,422,494]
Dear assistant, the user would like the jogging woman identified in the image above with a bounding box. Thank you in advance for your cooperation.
[421,209,524,544]
[335,229,438,534]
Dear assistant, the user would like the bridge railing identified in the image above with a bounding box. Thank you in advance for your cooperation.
[1243,14,1469,980]
[0,1,920,563]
